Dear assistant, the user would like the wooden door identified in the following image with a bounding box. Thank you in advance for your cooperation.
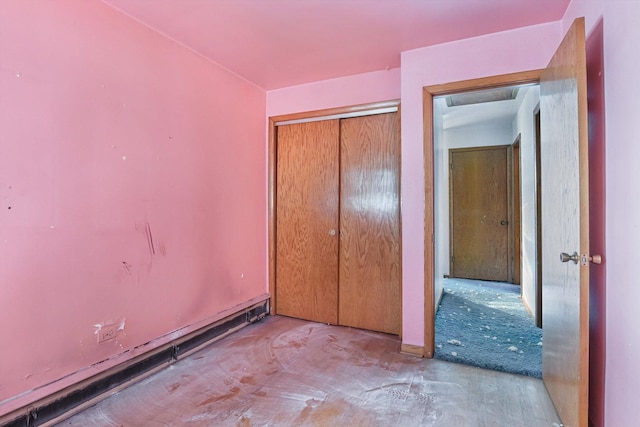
[540,18,589,427]
[449,146,509,282]
[338,113,401,334]
[276,120,340,324]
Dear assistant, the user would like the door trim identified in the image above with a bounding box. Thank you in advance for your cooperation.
[423,70,542,358]
[269,100,400,316]
[510,135,522,285]
[534,105,543,327]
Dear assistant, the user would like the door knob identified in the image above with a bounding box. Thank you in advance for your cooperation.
[560,252,579,264]
[500,220,508,226]
[580,253,602,265]
[587,255,602,264]
[329,229,336,236]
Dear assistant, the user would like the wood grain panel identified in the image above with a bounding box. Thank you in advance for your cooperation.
[426,70,544,97]
[276,120,340,324]
[269,102,400,316]
[268,118,277,314]
[338,112,401,334]
[423,89,436,358]
[540,17,589,427]
[449,146,509,282]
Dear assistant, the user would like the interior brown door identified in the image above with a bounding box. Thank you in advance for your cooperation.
[276,120,340,324]
[540,17,590,427]
[449,146,509,282]
[338,112,401,334]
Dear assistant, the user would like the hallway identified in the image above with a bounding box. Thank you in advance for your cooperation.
[435,278,542,377]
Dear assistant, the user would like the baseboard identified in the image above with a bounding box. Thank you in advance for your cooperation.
[436,286,445,308]
[1,298,269,427]
[400,343,425,357]
[521,295,535,319]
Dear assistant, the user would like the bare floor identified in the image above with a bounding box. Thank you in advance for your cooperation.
[58,316,560,426]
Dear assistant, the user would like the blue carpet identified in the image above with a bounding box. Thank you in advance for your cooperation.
[434,279,542,378]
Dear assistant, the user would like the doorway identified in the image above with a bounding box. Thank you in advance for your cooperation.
[428,18,590,427]
[428,80,542,377]
[423,71,542,359]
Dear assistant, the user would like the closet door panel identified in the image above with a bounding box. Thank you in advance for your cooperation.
[339,113,401,334]
[276,120,340,324]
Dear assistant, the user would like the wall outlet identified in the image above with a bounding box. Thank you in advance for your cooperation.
[97,324,117,343]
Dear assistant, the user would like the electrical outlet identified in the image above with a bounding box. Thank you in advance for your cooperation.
[97,324,117,343]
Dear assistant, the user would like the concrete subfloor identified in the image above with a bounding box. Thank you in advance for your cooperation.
[58,315,560,426]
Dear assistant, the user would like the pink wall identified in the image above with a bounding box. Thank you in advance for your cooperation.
[3,1,636,424]
[266,68,400,117]
[399,22,562,346]
[0,0,267,410]
[601,7,640,425]
[601,4,640,424]
[563,0,640,424]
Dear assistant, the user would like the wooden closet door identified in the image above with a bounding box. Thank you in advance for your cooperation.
[339,112,401,334]
[276,120,340,324]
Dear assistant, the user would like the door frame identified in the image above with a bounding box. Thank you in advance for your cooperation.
[268,100,400,316]
[534,106,543,327]
[510,136,522,286]
[423,70,542,358]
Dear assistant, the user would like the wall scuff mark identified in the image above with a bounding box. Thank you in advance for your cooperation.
[122,262,132,275]
[145,221,155,256]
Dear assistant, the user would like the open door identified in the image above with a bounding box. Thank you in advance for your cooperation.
[540,17,594,426]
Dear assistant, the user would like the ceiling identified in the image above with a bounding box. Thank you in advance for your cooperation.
[102,0,570,90]
[435,84,538,130]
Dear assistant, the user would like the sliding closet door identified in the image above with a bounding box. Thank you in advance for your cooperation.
[339,112,401,334]
[276,120,340,324]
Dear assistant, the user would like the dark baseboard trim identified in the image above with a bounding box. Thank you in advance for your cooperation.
[3,301,268,427]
